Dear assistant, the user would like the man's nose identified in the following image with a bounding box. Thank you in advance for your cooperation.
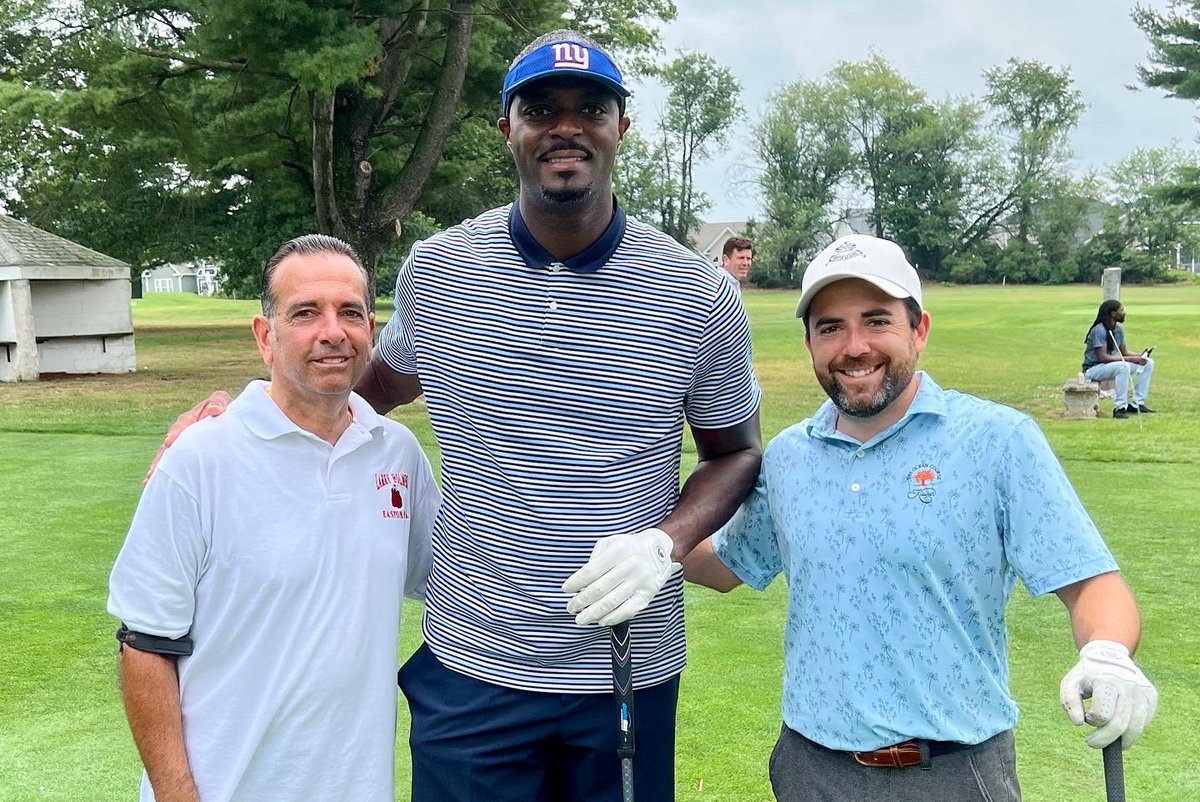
[550,109,584,138]
[842,326,871,356]
[317,311,347,342]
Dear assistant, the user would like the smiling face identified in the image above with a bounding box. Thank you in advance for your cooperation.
[252,251,374,405]
[805,279,929,430]
[498,76,629,212]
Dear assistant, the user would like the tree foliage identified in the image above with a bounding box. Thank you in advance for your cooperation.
[0,0,676,296]
[983,58,1085,244]
[750,78,853,285]
[613,51,740,247]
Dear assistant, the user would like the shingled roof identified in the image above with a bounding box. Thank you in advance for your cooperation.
[0,215,128,270]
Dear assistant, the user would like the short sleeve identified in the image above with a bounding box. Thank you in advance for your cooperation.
[404,448,440,602]
[376,245,420,376]
[996,418,1118,596]
[685,277,761,429]
[711,473,783,591]
[1086,324,1108,353]
[107,471,207,638]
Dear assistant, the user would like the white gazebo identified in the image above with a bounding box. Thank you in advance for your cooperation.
[0,215,136,382]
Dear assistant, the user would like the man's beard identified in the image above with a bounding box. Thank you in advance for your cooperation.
[819,352,917,419]
[540,186,591,206]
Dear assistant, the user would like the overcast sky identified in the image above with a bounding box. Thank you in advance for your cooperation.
[625,0,1200,222]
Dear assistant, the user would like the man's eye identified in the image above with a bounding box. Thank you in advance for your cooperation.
[582,104,606,116]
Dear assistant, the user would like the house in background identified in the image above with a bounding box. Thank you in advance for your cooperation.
[0,215,136,382]
[141,261,220,296]
[691,221,750,265]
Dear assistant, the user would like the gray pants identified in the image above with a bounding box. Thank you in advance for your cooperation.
[769,726,1021,802]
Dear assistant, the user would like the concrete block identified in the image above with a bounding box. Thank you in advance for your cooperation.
[1062,374,1100,419]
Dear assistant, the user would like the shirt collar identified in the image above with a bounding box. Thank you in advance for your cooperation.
[508,197,626,273]
[806,371,947,447]
[236,380,387,442]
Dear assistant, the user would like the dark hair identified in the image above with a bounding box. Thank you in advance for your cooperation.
[260,234,368,317]
[722,237,753,258]
[506,30,627,117]
[803,295,921,334]
[1086,299,1123,353]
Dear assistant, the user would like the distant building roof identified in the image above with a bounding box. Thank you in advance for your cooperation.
[692,221,747,254]
[0,215,128,270]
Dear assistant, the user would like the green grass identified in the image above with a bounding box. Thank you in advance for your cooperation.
[2,286,1197,801]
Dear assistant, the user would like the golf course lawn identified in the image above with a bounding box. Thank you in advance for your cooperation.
[1,283,1197,801]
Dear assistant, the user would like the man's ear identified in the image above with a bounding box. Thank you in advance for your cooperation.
[913,311,932,354]
[252,315,274,367]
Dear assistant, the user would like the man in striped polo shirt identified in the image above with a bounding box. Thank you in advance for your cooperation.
[355,28,762,802]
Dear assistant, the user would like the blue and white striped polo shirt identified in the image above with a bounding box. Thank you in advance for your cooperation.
[378,202,760,692]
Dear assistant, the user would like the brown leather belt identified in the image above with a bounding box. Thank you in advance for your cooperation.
[852,739,968,769]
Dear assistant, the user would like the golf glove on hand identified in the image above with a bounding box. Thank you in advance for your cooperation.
[562,528,681,627]
[1060,639,1158,749]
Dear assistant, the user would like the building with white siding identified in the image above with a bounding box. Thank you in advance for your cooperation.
[0,215,136,382]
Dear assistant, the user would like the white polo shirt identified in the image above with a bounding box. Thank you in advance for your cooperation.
[108,381,438,802]
[378,203,760,692]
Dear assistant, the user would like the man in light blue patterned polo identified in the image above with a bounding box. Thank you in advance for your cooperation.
[684,234,1158,801]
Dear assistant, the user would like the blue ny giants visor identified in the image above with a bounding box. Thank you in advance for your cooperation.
[501,40,631,114]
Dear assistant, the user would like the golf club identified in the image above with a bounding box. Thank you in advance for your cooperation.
[1102,742,1125,802]
[611,621,635,802]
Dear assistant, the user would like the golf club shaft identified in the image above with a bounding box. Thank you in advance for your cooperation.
[1102,742,1125,802]
[611,621,635,802]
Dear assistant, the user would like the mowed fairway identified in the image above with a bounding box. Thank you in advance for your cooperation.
[1,283,1197,801]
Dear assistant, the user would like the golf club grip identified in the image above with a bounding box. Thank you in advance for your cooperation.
[611,621,635,802]
[1102,742,1125,802]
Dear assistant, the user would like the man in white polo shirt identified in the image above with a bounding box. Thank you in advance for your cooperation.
[109,235,438,801]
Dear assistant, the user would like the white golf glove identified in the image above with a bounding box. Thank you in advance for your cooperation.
[1060,640,1158,749]
[562,528,681,627]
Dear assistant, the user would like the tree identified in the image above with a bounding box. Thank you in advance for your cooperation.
[827,54,930,239]
[1134,1,1200,100]
[750,78,854,285]
[873,98,1014,278]
[1100,146,1200,281]
[0,0,676,297]
[613,130,674,225]
[613,51,740,247]
[983,58,1085,245]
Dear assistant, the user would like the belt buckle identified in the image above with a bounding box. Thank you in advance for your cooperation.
[852,741,931,769]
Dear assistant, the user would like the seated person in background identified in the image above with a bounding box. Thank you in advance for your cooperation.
[1082,299,1155,418]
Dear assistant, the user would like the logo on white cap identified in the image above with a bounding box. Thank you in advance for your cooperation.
[551,43,590,70]
[827,241,866,263]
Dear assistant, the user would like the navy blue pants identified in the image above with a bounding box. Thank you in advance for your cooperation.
[398,643,679,802]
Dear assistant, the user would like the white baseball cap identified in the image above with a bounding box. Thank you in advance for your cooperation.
[795,235,922,319]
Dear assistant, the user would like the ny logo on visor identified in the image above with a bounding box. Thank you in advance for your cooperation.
[552,43,590,70]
